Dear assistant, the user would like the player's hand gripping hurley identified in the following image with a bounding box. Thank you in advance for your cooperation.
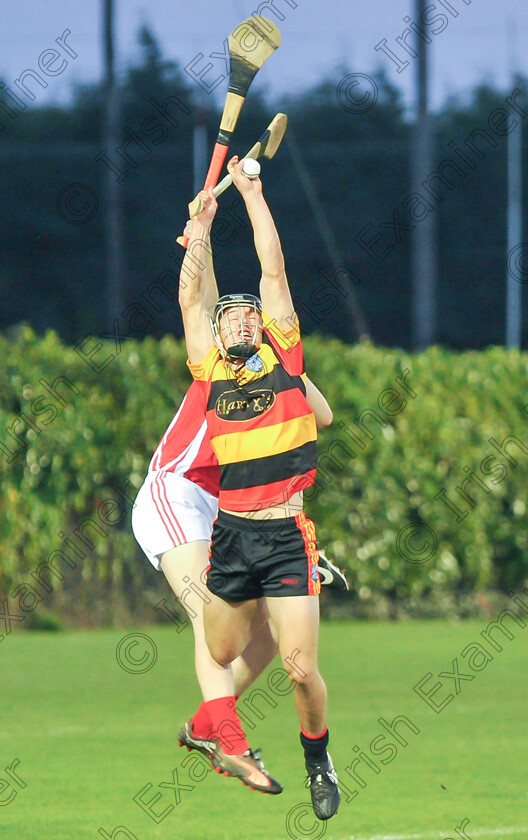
[176,112,287,246]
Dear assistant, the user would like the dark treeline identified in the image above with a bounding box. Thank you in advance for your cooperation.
[1,26,527,349]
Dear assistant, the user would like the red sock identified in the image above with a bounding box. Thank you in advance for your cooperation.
[301,725,328,739]
[190,701,213,739]
[206,696,250,754]
[300,725,329,762]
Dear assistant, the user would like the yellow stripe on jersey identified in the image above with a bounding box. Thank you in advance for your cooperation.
[262,311,301,350]
[187,344,283,385]
[187,345,219,383]
[211,413,317,466]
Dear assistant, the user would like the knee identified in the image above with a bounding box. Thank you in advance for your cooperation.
[282,654,319,689]
[291,667,320,691]
[210,648,234,668]
[205,632,238,668]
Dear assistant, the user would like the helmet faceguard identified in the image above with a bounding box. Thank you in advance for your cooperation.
[212,294,263,360]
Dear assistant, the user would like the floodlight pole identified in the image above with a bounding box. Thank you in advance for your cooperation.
[102,0,126,320]
[410,0,437,350]
[505,76,523,348]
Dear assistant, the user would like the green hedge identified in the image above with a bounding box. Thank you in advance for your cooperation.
[1,327,528,624]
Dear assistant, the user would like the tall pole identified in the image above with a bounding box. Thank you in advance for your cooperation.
[193,93,208,197]
[506,72,523,348]
[410,0,436,350]
[102,0,126,319]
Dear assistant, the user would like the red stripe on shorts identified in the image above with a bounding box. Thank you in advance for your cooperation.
[151,472,186,545]
[158,471,187,543]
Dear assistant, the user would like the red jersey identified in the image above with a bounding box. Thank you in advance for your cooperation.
[148,380,220,498]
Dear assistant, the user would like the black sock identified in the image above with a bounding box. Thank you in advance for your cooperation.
[300,727,329,763]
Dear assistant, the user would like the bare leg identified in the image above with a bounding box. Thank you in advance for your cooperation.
[232,601,279,696]
[160,542,232,701]
[203,589,260,667]
[160,542,278,699]
[265,595,327,735]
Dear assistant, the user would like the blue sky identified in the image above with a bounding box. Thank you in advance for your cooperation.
[1,0,528,112]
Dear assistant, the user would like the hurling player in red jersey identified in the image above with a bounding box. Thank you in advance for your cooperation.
[178,158,341,818]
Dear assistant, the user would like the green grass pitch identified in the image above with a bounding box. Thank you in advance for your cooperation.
[1,619,527,840]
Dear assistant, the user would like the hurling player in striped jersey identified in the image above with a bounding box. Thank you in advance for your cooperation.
[178,157,341,819]
[132,214,347,798]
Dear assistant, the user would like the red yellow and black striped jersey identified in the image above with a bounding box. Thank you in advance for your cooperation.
[188,315,317,511]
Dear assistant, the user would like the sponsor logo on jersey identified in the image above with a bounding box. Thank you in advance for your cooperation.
[215,389,275,420]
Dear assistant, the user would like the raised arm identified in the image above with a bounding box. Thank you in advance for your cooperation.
[226,156,294,330]
[181,218,219,313]
[179,189,218,363]
[305,376,333,428]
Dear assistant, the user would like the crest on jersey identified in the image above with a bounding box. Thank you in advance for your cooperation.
[245,353,263,372]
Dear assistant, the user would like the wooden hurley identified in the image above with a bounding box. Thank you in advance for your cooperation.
[178,16,281,249]
[185,112,287,221]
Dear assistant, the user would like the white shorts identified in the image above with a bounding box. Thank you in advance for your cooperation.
[131,471,218,570]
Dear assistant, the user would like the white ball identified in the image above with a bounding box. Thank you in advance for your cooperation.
[241,158,261,179]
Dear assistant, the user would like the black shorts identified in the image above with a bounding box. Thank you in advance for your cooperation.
[207,509,321,602]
